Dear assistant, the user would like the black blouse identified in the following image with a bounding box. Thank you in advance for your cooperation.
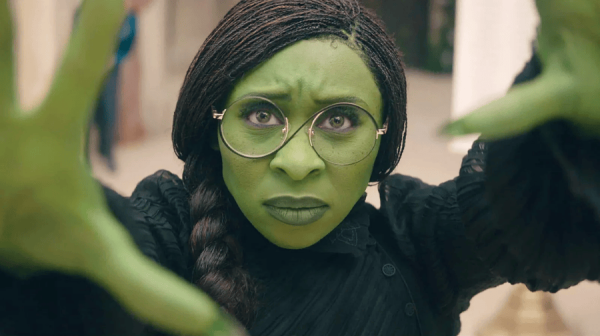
[1,56,599,336]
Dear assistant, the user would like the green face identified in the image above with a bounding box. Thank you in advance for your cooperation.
[218,38,384,249]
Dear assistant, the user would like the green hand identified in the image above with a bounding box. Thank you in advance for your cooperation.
[0,1,243,335]
[442,0,600,139]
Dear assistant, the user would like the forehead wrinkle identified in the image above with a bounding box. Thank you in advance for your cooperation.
[295,77,305,99]
[248,70,292,95]
[268,75,329,108]
[230,71,293,103]
[276,72,322,102]
[270,58,329,101]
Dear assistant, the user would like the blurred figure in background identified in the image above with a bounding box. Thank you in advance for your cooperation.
[79,0,152,170]
[118,0,153,145]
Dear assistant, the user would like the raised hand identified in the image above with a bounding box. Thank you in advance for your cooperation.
[442,0,600,139]
[0,1,241,335]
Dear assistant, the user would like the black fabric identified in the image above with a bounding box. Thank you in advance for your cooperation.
[306,193,376,256]
[460,120,600,292]
[457,53,600,292]
[0,187,147,336]
[1,53,599,336]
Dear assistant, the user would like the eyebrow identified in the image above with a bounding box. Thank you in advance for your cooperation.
[313,96,369,107]
[240,92,292,101]
[239,92,369,107]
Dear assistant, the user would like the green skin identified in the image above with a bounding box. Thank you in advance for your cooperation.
[443,0,600,139]
[0,0,598,335]
[220,39,383,249]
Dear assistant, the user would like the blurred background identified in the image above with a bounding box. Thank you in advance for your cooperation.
[9,0,600,335]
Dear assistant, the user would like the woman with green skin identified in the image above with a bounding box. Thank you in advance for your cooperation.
[0,0,599,335]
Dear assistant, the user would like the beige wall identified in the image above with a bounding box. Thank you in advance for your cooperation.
[450,0,540,153]
[11,0,238,133]
[138,0,239,135]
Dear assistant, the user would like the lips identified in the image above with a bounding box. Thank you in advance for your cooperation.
[263,196,329,226]
[264,196,328,209]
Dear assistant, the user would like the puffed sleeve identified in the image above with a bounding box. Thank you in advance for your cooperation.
[0,170,192,336]
[378,54,600,320]
[128,170,193,280]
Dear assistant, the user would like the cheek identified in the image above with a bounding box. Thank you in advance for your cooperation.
[219,136,252,196]
[329,141,380,194]
[221,151,264,195]
[329,164,371,197]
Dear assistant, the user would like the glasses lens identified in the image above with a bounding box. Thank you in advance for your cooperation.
[221,97,287,157]
[311,105,378,165]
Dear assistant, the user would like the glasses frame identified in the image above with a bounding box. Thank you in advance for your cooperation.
[212,96,388,166]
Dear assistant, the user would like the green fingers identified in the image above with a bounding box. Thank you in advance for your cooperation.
[0,0,15,115]
[441,73,576,140]
[442,0,600,140]
[40,0,125,139]
[0,1,241,334]
[84,209,229,336]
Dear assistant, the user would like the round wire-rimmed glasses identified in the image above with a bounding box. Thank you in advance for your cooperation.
[212,96,388,166]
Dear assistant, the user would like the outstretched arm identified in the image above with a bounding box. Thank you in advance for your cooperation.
[0,1,241,335]
[379,53,599,333]
[443,0,600,140]
[380,0,600,327]
[442,0,600,292]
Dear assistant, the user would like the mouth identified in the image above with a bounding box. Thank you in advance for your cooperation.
[263,196,329,226]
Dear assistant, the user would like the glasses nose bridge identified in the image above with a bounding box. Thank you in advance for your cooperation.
[280,111,321,149]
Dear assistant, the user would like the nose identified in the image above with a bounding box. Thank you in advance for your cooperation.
[269,128,325,181]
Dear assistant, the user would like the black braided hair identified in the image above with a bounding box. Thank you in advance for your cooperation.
[171,0,408,327]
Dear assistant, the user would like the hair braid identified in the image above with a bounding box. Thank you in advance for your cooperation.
[187,152,257,326]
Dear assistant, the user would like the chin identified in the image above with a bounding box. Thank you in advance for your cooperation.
[269,237,318,250]
[267,230,324,250]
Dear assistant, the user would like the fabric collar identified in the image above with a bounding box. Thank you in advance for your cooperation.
[307,193,375,257]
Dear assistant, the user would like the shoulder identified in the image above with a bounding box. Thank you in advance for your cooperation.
[374,174,460,262]
[378,174,458,222]
[131,170,189,212]
[129,170,193,279]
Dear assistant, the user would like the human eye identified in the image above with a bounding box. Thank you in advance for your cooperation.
[316,106,361,133]
[240,103,284,128]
